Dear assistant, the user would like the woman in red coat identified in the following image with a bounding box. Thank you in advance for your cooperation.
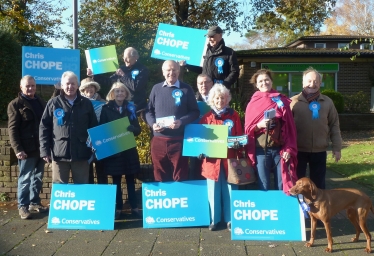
[199,83,243,231]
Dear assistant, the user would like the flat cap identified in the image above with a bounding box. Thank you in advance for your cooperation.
[205,26,223,37]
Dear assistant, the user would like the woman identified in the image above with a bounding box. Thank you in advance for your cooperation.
[80,77,107,185]
[244,69,298,194]
[100,82,142,220]
[199,84,243,231]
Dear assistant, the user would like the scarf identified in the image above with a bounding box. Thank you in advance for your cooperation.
[244,89,298,195]
[302,89,320,103]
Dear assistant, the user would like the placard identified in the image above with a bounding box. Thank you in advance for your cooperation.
[142,180,210,228]
[192,101,211,124]
[183,124,228,158]
[85,45,119,75]
[231,191,306,241]
[22,46,80,85]
[87,117,136,160]
[151,23,208,67]
[47,184,116,230]
[227,135,248,148]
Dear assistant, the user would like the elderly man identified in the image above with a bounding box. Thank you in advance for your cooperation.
[196,74,214,102]
[8,75,48,219]
[290,67,342,189]
[146,60,199,181]
[88,47,149,113]
[39,71,98,184]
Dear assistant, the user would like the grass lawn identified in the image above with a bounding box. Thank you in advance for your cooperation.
[327,142,374,190]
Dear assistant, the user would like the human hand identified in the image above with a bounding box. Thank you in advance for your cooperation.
[16,151,28,160]
[332,151,341,162]
[282,152,291,162]
[43,156,52,163]
[169,120,182,129]
[197,153,206,160]
[127,125,136,132]
[153,123,164,133]
[115,68,124,77]
[256,119,270,130]
[87,68,93,76]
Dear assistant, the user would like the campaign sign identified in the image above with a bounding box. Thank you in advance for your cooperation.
[22,46,80,85]
[142,180,210,228]
[231,191,306,241]
[48,184,116,230]
[192,101,211,124]
[87,117,136,160]
[183,124,228,158]
[227,135,248,148]
[85,45,119,75]
[151,23,208,67]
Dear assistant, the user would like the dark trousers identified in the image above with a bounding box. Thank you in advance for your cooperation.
[296,151,327,189]
[151,136,188,181]
[188,157,204,180]
[88,161,108,184]
[112,174,137,210]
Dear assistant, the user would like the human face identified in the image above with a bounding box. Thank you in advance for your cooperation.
[20,78,36,98]
[123,51,137,67]
[208,33,223,47]
[197,76,213,96]
[256,74,273,92]
[303,71,321,94]
[113,86,127,104]
[213,93,227,110]
[83,85,96,99]
[61,76,78,99]
[162,61,180,85]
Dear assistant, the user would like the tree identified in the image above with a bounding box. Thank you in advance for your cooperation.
[0,0,68,46]
[322,0,374,36]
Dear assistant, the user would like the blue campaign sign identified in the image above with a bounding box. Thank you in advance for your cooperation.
[151,23,208,67]
[142,180,210,228]
[48,184,116,230]
[22,46,80,85]
[231,191,306,241]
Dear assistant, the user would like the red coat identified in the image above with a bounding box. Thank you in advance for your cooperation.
[199,108,243,181]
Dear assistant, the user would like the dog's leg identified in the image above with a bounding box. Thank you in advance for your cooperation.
[347,208,361,242]
[357,208,372,253]
[305,214,316,248]
[323,220,333,253]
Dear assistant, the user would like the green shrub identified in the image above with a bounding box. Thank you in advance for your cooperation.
[321,89,345,113]
[343,91,370,113]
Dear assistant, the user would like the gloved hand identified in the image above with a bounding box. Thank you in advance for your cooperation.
[197,153,206,160]
[127,125,136,132]
[232,141,241,149]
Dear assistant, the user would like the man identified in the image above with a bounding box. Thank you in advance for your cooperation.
[196,74,214,102]
[8,75,48,219]
[39,71,98,184]
[146,60,199,181]
[88,47,149,113]
[290,67,342,189]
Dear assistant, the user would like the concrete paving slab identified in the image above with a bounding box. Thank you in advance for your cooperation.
[200,244,247,256]
[152,242,198,256]
[157,227,201,243]
[103,239,155,256]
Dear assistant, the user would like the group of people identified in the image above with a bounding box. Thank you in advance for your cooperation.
[8,26,341,234]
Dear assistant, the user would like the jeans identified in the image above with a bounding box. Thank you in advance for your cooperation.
[255,147,282,190]
[206,163,238,225]
[17,157,45,208]
[296,151,327,189]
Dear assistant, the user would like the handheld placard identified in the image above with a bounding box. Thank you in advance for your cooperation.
[264,108,276,120]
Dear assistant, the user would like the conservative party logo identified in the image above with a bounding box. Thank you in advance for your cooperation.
[153,49,161,55]
[95,140,102,146]
[234,227,244,235]
[92,59,97,64]
[186,137,193,143]
[145,216,155,224]
[51,217,60,225]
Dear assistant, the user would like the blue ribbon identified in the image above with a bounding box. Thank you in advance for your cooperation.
[223,119,234,136]
[127,103,137,120]
[309,101,320,119]
[271,96,284,108]
[172,89,183,106]
[214,79,223,84]
[297,194,310,218]
[215,58,224,74]
[131,69,139,80]
[54,108,65,126]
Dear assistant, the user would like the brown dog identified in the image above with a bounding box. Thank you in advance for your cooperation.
[289,177,374,253]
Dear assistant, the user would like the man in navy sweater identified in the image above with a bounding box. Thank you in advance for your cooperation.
[146,60,200,181]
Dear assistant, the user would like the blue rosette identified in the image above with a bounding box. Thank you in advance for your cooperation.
[127,102,137,120]
[172,89,183,106]
[131,69,139,80]
[223,119,234,136]
[271,96,284,108]
[54,108,65,126]
[215,58,224,74]
[309,101,320,119]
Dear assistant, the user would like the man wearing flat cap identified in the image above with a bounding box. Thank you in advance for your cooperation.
[202,26,239,89]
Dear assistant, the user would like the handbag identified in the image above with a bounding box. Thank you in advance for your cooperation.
[227,150,256,185]
[256,118,284,148]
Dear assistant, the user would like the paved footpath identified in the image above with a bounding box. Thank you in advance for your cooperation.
[1,169,374,256]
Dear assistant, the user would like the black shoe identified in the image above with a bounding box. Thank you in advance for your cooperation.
[208,223,217,231]
[115,210,121,220]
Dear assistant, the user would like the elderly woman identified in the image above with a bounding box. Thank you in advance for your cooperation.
[199,83,243,232]
[100,82,142,220]
[244,69,298,194]
[79,77,107,185]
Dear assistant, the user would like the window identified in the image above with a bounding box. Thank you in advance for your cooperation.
[314,43,326,48]
[360,43,373,50]
[338,43,349,49]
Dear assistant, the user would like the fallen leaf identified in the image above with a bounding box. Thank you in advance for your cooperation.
[45,230,52,233]
[32,244,36,247]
